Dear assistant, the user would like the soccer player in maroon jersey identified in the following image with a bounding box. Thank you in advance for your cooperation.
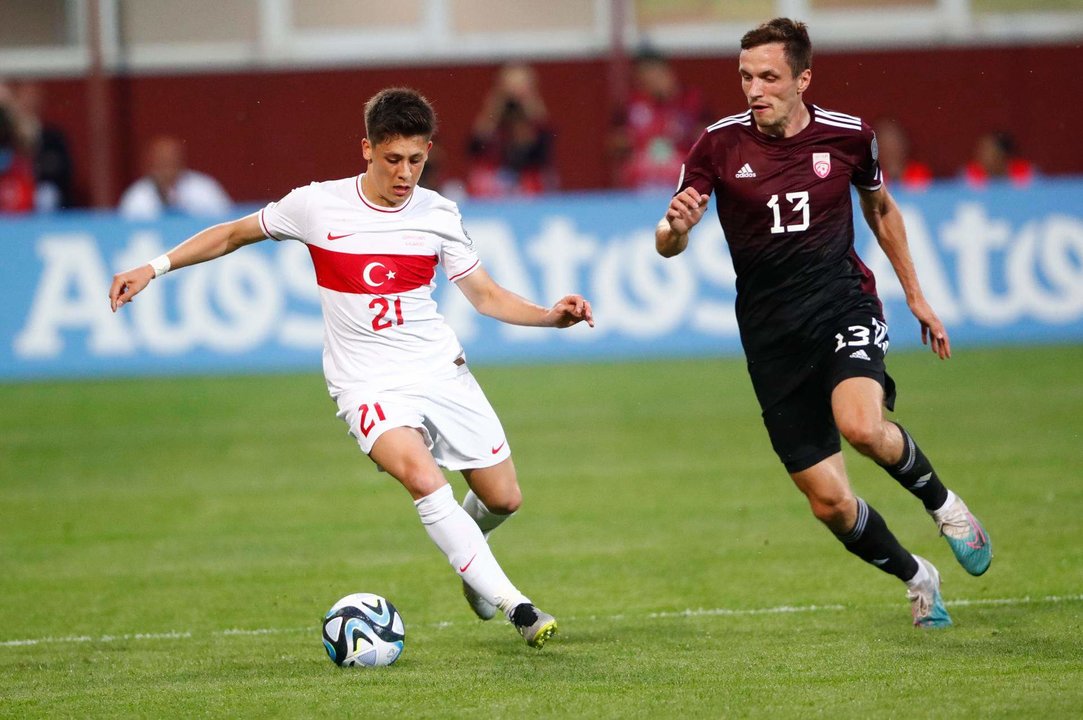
[110,88,593,649]
[655,18,992,628]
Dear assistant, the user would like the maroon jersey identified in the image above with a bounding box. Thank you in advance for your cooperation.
[679,103,884,360]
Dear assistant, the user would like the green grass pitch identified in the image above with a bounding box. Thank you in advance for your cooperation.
[2,346,1081,718]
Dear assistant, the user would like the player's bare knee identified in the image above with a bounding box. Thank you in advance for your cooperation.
[839,419,882,457]
[808,492,854,527]
[491,486,523,515]
[395,464,446,499]
[475,483,522,514]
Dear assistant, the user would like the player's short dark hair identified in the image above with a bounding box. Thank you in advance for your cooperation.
[364,87,437,146]
[741,18,812,77]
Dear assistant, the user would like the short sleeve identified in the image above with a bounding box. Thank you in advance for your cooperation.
[259,184,312,242]
[442,206,481,283]
[852,125,884,191]
[676,130,716,198]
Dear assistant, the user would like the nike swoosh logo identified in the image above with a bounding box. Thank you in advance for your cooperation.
[491,441,506,454]
[872,557,890,566]
[458,553,478,573]
[966,515,989,549]
[326,232,355,241]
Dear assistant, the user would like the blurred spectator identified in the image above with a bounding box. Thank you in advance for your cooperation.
[609,47,711,190]
[466,63,556,198]
[416,143,466,203]
[8,80,74,211]
[0,102,36,214]
[872,117,933,191]
[119,135,231,219]
[963,131,1036,188]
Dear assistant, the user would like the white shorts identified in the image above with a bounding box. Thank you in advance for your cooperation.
[334,366,511,471]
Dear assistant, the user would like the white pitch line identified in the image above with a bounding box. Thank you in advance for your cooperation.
[2,594,1080,648]
[221,627,310,636]
[945,593,1083,607]
[646,603,846,619]
[1,631,192,647]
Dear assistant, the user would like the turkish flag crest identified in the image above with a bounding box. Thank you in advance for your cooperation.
[812,152,832,178]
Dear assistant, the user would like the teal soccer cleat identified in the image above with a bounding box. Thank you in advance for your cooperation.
[908,556,952,628]
[931,494,992,576]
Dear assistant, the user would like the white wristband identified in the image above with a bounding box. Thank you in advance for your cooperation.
[149,254,171,278]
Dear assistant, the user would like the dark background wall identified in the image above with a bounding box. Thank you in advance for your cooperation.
[33,42,1083,206]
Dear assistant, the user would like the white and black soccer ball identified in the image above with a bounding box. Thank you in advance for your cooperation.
[322,593,405,667]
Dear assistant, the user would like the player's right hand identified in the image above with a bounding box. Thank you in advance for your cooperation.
[665,188,709,235]
[109,265,156,312]
[910,296,952,360]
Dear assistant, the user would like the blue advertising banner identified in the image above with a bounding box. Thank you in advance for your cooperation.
[2,180,1081,381]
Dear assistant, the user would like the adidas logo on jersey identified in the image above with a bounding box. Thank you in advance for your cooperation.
[735,163,756,178]
[849,349,871,361]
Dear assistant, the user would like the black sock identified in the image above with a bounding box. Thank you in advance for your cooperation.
[835,498,919,582]
[881,423,949,511]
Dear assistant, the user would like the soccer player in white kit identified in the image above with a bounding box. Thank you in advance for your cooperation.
[109,88,593,649]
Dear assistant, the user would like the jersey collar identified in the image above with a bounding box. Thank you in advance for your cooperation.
[356,174,414,213]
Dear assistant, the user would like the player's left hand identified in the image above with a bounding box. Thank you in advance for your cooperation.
[547,295,594,329]
[910,297,951,360]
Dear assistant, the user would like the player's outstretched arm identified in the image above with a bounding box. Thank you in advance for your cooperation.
[858,186,951,359]
[456,267,594,329]
[109,213,267,312]
[656,187,708,257]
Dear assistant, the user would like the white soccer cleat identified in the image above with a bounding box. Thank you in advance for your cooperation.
[461,579,498,621]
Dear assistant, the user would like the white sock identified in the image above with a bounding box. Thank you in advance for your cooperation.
[414,485,529,616]
[462,489,514,539]
[931,489,957,516]
[905,556,930,588]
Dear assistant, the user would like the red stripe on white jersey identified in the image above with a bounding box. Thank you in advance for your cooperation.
[308,245,437,294]
[447,259,480,282]
[258,208,280,240]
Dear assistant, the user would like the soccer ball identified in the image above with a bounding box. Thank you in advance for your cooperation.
[322,593,405,667]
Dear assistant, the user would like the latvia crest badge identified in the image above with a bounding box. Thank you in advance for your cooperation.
[812,152,831,178]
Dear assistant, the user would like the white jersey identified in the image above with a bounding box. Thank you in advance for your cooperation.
[259,176,481,395]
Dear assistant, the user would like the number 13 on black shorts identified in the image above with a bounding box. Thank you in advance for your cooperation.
[834,316,889,358]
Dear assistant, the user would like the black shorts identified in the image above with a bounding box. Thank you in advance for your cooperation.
[748,312,897,474]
